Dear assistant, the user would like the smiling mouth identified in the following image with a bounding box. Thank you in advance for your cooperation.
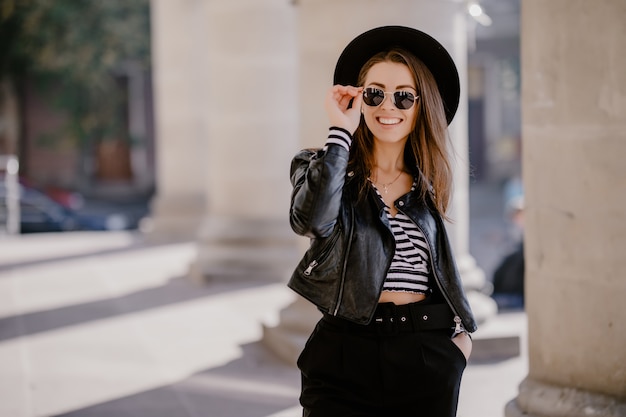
[377,117,402,125]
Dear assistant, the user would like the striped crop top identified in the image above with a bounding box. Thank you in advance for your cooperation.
[323,127,432,295]
[373,185,433,295]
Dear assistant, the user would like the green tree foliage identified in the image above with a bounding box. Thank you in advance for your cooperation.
[0,0,151,145]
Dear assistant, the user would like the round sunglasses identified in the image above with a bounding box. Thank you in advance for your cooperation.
[362,87,419,110]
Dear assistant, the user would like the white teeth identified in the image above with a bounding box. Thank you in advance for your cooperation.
[378,117,401,125]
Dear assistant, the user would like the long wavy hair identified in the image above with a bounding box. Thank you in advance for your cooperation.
[348,48,453,219]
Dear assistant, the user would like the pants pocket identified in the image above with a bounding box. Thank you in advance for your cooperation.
[296,322,321,373]
[422,331,467,383]
[297,320,344,376]
[449,333,472,363]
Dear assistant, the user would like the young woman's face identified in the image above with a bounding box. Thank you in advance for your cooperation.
[361,61,418,145]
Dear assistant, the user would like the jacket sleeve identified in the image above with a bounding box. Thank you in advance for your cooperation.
[289,129,352,238]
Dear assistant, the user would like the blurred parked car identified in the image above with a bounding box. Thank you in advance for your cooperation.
[0,182,131,233]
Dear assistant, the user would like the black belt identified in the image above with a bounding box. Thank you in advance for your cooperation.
[322,301,455,335]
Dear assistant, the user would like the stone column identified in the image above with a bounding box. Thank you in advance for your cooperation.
[262,0,496,365]
[188,0,300,282]
[506,1,626,416]
[146,0,209,241]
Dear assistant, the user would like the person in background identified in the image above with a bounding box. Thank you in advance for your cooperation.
[492,192,525,309]
[287,26,477,417]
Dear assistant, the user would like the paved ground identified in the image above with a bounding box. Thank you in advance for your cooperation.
[0,182,527,417]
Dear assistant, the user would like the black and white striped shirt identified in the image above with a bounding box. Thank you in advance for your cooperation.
[325,127,352,151]
[374,185,433,295]
[324,128,432,294]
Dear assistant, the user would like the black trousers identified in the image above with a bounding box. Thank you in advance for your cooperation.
[297,299,467,417]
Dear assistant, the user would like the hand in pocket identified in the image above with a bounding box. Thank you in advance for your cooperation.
[451,332,472,361]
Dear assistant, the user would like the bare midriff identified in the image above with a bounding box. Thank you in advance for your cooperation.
[378,291,427,305]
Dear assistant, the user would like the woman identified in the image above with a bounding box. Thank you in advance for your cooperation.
[288,26,477,417]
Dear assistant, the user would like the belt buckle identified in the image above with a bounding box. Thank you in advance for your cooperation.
[383,303,399,334]
[373,304,398,335]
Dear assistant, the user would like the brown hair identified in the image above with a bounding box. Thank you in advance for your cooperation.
[348,48,453,218]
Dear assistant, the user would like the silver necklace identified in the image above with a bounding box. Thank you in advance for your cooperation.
[372,170,403,194]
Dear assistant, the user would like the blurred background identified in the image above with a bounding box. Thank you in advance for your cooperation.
[3,1,624,416]
[0,1,550,416]
[0,0,153,235]
[0,0,525,303]
[0,1,520,232]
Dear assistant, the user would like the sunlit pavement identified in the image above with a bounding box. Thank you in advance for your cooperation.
[0,184,528,417]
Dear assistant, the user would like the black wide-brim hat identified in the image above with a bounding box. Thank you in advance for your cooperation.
[333,25,460,125]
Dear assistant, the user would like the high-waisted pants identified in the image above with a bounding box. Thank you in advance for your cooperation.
[297,299,467,417]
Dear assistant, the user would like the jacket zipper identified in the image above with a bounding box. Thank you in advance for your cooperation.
[332,204,354,316]
[302,230,341,276]
[377,207,397,297]
[303,261,317,276]
[398,205,463,330]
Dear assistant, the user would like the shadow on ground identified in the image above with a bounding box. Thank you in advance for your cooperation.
[0,275,279,342]
[51,342,301,417]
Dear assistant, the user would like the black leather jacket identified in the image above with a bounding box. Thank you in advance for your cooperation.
[288,143,477,332]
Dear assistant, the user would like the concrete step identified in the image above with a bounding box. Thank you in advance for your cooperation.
[470,310,526,363]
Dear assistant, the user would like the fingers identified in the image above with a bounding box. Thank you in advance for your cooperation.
[351,87,364,111]
[325,85,364,135]
[330,85,363,104]
[325,85,361,112]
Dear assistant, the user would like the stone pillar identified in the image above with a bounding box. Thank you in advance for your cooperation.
[188,0,300,282]
[506,2,626,416]
[146,0,209,241]
[262,0,496,365]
